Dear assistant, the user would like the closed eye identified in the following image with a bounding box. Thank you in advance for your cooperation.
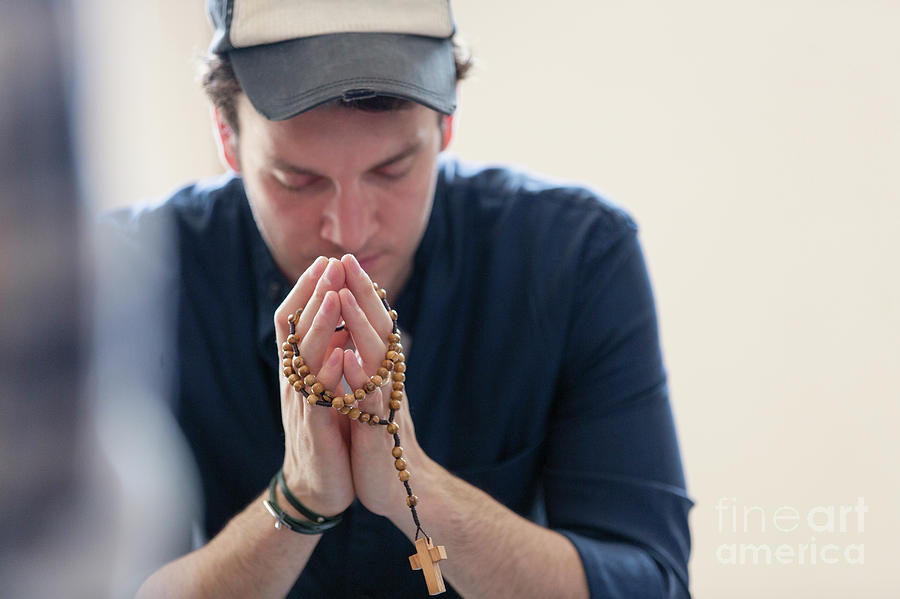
[273,169,322,191]
[373,155,415,180]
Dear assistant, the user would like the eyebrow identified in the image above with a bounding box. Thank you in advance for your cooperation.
[270,140,424,176]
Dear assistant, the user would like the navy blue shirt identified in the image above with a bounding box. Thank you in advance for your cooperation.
[104,156,693,598]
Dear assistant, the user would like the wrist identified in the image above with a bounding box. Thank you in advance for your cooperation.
[277,467,346,522]
[386,453,446,531]
[276,479,312,522]
[262,471,344,535]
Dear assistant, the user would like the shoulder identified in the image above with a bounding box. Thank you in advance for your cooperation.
[98,172,246,240]
[436,156,639,259]
[95,172,252,287]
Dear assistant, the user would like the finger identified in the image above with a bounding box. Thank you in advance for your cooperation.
[295,258,346,340]
[301,289,342,372]
[341,254,393,338]
[315,346,344,397]
[274,255,328,340]
[285,345,347,462]
[338,288,387,370]
[342,348,385,408]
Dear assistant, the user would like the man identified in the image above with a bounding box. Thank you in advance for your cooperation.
[114,1,692,596]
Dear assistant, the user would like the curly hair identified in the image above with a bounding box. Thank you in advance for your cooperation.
[201,38,473,134]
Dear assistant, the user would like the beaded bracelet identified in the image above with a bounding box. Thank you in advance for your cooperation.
[279,281,448,595]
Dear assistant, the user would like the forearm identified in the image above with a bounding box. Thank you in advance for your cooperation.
[137,487,320,598]
[389,457,589,599]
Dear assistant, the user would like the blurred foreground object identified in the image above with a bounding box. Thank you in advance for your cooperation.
[1,1,198,596]
[0,1,109,596]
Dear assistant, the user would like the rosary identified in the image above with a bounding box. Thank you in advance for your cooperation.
[273,280,448,595]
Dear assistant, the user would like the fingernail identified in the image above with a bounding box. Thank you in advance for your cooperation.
[344,290,358,309]
[322,260,337,282]
[340,254,357,271]
[323,289,337,307]
[312,256,327,275]
[328,346,342,366]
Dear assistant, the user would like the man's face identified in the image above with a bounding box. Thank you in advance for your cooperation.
[223,94,449,296]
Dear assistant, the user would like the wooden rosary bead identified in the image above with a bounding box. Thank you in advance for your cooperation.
[394,362,407,374]
[303,374,317,387]
[287,334,299,344]
[389,399,402,410]
[398,469,410,482]
[360,413,371,423]
[392,446,404,458]
[344,392,355,404]
[406,495,418,507]
[371,281,379,290]
[293,356,304,369]
[307,394,320,406]
[364,381,376,393]
[369,415,381,426]
[283,367,294,378]
[288,373,300,384]
[382,360,394,371]
[385,350,399,362]
[282,351,293,361]
[377,367,389,379]
[287,313,297,324]
[340,405,351,415]
[392,372,406,382]
[281,342,292,352]
[388,333,401,344]
[332,397,345,410]
[282,358,292,368]
[371,375,383,387]
[386,422,399,434]
[298,365,311,376]
[395,352,405,363]
[349,407,361,419]
[395,457,408,471]
[388,309,398,320]
[311,382,324,395]
[393,381,405,391]
[293,381,303,392]
[390,390,403,400]
[377,288,387,299]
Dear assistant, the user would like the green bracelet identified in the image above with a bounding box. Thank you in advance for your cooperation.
[262,474,342,534]
[276,468,343,525]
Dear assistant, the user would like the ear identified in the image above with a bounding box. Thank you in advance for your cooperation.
[213,107,241,173]
[440,114,454,151]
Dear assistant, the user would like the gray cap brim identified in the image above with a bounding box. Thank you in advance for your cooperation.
[229,32,457,121]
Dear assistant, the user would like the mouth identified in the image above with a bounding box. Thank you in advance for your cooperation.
[356,253,381,273]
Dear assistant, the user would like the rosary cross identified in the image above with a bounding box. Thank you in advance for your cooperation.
[409,537,448,595]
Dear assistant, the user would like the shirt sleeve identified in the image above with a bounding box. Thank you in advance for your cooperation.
[543,223,693,598]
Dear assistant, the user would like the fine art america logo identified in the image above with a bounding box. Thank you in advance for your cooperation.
[714,497,867,566]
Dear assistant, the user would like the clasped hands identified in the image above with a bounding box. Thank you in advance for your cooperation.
[274,255,421,525]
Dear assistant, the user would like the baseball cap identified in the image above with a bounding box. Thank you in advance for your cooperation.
[207,0,458,120]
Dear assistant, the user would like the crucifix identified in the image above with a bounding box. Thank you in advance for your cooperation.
[409,536,448,595]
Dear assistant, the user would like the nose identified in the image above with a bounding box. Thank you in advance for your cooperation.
[319,179,376,254]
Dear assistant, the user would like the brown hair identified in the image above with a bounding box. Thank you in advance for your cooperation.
[201,38,473,134]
